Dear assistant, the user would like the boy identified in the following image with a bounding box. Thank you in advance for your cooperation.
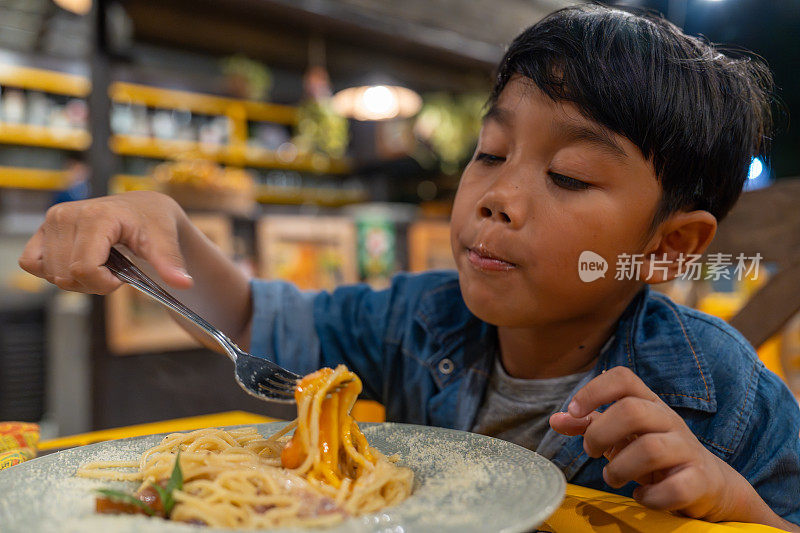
[19,4,800,530]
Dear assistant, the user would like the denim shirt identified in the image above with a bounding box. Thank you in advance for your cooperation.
[250,270,800,524]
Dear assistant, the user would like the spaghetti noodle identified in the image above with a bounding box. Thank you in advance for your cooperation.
[76,365,413,529]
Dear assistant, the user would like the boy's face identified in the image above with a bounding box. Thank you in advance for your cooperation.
[451,76,661,327]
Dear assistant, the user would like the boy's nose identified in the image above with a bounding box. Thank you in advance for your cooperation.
[478,204,512,224]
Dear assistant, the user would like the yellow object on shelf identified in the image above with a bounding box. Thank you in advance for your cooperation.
[245,146,350,174]
[153,158,256,215]
[0,166,69,190]
[110,134,350,174]
[110,82,297,125]
[0,64,90,97]
[0,64,349,174]
[109,135,226,161]
[0,122,91,151]
[109,174,158,193]
[109,82,349,174]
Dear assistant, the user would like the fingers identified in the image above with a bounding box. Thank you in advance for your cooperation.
[632,464,708,512]
[568,366,661,418]
[602,432,689,489]
[129,221,193,290]
[17,192,192,294]
[18,227,45,277]
[582,396,678,458]
[549,410,601,436]
[41,204,83,291]
[68,215,124,294]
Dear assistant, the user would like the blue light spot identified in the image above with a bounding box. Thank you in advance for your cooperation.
[748,157,764,180]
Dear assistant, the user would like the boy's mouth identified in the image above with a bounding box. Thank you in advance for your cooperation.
[466,246,517,272]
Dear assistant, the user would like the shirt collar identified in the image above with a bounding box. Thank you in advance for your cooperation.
[602,285,717,414]
[414,278,493,390]
[415,279,717,414]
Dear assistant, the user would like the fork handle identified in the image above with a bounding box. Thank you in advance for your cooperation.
[104,247,239,361]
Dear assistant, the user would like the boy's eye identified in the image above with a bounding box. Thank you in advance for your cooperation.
[549,172,590,191]
[475,152,505,165]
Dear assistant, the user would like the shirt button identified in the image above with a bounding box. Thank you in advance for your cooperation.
[438,358,455,375]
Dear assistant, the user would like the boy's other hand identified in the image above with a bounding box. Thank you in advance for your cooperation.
[18,191,193,295]
[549,366,795,529]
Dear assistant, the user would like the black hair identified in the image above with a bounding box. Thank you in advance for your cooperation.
[491,3,774,225]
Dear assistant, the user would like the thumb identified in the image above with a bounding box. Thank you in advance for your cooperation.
[550,410,602,436]
[131,231,193,290]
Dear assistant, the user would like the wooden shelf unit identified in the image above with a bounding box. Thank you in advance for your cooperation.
[109,134,351,174]
[109,174,366,207]
[109,82,350,175]
[0,64,90,191]
[0,64,90,98]
[0,64,350,192]
[110,82,297,125]
[0,166,69,190]
[0,122,91,151]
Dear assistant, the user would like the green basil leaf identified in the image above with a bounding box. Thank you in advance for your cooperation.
[95,488,156,516]
[166,450,183,492]
[152,484,172,515]
[160,450,183,516]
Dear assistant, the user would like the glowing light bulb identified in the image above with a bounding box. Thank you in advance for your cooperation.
[361,86,399,119]
[333,84,421,121]
[54,0,91,14]
[748,157,763,180]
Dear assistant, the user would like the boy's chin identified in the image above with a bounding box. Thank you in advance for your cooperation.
[458,282,538,328]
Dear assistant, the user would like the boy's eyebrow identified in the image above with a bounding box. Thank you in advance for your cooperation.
[483,104,628,161]
[482,105,514,128]
[553,120,628,161]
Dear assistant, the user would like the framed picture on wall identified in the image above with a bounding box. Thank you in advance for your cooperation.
[257,215,357,291]
[408,220,456,272]
[105,214,234,355]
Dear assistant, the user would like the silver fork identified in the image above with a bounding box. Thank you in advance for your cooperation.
[104,247,300,403]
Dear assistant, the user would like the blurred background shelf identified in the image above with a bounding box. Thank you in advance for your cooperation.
[0,123,90,151]
[110,82,297,125]
[0,64,90,98]
[0,166,68,190]
[109,135,350,174]
[108,174,365,207]
[109,134,225,160]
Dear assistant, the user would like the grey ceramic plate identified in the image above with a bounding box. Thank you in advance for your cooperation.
[0,422,565,533]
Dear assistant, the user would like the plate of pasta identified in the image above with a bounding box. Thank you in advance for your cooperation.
[0,366,566,532]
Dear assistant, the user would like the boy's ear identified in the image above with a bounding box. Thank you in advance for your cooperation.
[641,210,717,284]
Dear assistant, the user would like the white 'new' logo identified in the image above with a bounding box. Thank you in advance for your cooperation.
[578,251,608,282]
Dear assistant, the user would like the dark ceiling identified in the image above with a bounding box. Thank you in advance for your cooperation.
[123,0,800,177]
[609,0,800,178]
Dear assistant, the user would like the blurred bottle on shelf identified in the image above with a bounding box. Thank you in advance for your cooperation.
[110,102,134,135]
[27,93,51,127]
[1,89,26,123]
[347,203,418,287]
[64,99,87,129]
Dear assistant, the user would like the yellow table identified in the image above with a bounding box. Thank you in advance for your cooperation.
[39,412,785,533]
[38,411,276,452]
